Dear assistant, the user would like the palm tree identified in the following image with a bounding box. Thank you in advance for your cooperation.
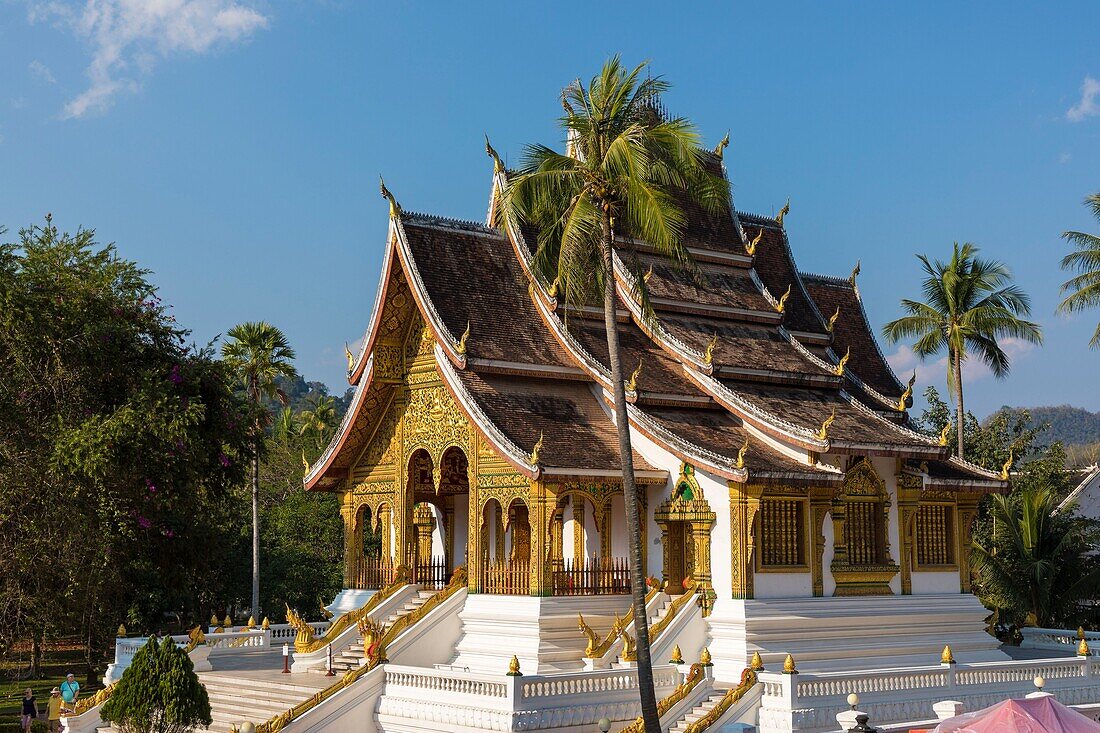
[972,485,1100,627]
[500,58,728,733]
[1058,192,1100,348]
[298,394,337,459]
[222,322,297,617]
[883,243,1041,460]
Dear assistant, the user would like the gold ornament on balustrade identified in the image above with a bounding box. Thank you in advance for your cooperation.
[620,630,637,662]
[223,614,233,629]
[210,613,219,627]
[750,651,764,671]
[700,646,712,667]
[941,644,955,664]
[116,624,127,637]
[782,653,797,674]
[577,614,599,658]
[669,644,684,664]
[1079,638,1090,657]
[507,655,522,676]
[247,616,256,630]
[261,616,271,630]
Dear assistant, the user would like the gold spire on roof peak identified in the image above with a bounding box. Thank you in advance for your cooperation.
[714,131,730,159]
[380,176,401,218]
[485,135,504,174]
[897,372,916,412]
[776,198,790,228]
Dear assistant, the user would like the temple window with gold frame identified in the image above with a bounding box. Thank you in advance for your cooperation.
[757,496,808,570]
[915,502,957,568]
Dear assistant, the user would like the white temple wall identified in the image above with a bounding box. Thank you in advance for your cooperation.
[912,570,959,594]
[697,466,733,600]
[609,495,628,558]
[873,456,904,596]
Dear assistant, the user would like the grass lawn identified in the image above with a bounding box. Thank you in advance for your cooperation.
[0,640,104,731]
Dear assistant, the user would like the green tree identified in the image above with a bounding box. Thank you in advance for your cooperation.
[297,394,337,459]
[500,58,728,732]
[221,323,297,619]
[1058,192,1100,348]
[971,485,1100,627]
[0,217,252,679]
[101,636,211,733]
[883,243,1042,460]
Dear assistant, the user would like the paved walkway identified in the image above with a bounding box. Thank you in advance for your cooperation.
[201,649,333,688]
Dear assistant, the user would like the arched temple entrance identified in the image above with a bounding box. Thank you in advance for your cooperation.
[655,464,716,611]
[404,446,471,588]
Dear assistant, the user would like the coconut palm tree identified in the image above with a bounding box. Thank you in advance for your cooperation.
[298,394,337,459]
[222,322,297,618]
[972,485,1100,627]
[500,57,728,733]
[883,243,1041,460]
[1058,192,1100,348]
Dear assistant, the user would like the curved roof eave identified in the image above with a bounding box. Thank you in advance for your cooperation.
[304,353,375,490]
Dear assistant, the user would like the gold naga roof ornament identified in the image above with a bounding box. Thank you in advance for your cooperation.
[379,176,401,218]
[783,653,798,674]
[1000,448,1015,481]
[530,431,544,466]
[775,197,790,228]
[848,259,861,286]
[457,322,471,357]
[626,358,643,393]
[897,371,916,412]
[776,284,792,314]
[826,306,840,333]
[736,437,749,470]
[704,333,719,365]
[939,422,952,447]
[713,131,730,160]
[746,228,763,257]
[816,408,836,442]
[547,277,561,299]
[833,347,851,377]
[344,342,354,372]
[301,451,310,475]
[750,651,765,671]
[643,265,654,284]
[485,135,505,174]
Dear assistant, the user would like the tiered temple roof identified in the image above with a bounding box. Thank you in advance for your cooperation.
[306,150,1004,493]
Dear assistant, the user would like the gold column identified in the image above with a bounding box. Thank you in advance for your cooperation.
[550,507,564,570]
[896,475,922,596]
[528,481,552,596]
[956,493,980,593]
[729,483,763,599]
[598,503,611,559]
[573,499,586,563]
[690,517,715,615]
[341,494,358,587]
[469,493,483,593]
[379,505,393,565]
[494,506,505,562]
[413,503,435,562]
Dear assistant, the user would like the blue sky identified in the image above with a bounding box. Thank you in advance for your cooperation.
[2,1,1098,418]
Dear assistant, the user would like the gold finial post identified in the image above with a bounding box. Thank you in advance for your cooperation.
[485,135,504,174]
[776,284,792,314]
[117,624,127,637]
[816,408,836,442]
[344,342,354,372]
[246,615,257,630]
[782,653,798,674]
[941,644,956,665]
[210,613,219,627]
[700,647,713,667]
[750,651,764,671]
[507,655,522,676]
[826,306,840,333]
[1078,638,1091,657]
[746,228,763,257]
[736,437,749,470]
[530,432,544,466]
[939,422,952,447]
[1078,626,1086,640]
[776,198,790,228]
[380,176,401,218]
[261,616,270,630]
[669,644,684,664]
[704,333,719,365]
[713,131,730,159]
[626,358,643,393]
[223,614,233,629]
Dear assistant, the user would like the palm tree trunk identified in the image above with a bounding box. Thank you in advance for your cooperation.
[599,213,660,733]
[252,444,261,618]
[953,349,965,460]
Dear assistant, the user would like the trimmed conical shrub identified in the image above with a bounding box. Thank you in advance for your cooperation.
[101,636,212,733]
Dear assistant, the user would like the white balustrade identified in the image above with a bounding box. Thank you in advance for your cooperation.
[1020,627,1100,656]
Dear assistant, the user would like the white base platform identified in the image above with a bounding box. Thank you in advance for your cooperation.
[327,588,376,616]
[707,593,1006,681]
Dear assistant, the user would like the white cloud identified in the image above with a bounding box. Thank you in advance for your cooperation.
[886,338,1038,391]
[26,0,269,119]
[28,60,57,84]
[1067,76,1100,122]
[1060,152,1072,164]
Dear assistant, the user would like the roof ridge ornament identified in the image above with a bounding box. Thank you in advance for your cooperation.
[704,333,719,365]
[776,284,792,314]
[301,451,310,475]
[736,437,749,470]
[833,346,850,376]
[816,408,836,441]
[713,131,730,160]
[746,228,763,257]
[457,322,471,357]
[485,135,504,174]
[826,307,840,333]
[896,372,916,412]
[344,342,354,373]
[626,358,643,393]
[1000,448,1015,481]
[380,176,401,218]
[530,431,544,466]
[939,422,952,447]
[848,259,861,286]
[775,198,790,228]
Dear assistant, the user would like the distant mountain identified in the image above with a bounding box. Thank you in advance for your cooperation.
[987,405,1100,448]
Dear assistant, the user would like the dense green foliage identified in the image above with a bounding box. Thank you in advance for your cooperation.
[101,637,211,733]
[883,243,1042,460]
[984,404,1100,458]
[1058,192,1100,348]
[0,219,254,678]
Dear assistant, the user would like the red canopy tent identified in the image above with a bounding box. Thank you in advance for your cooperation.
[933,695,1100,733]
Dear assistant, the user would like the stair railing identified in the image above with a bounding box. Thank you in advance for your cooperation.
[620,662,707,733]
[582,577,664,660]
[682,667,759,733]
[290,565,411,654]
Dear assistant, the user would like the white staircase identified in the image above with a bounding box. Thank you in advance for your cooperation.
[668,689,728,732]
[330,589,438,672]
[197,671,330,733]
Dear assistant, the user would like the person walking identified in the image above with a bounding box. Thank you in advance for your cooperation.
[46,688,62,733]
[59,674,79,710]
[20,688,38,732]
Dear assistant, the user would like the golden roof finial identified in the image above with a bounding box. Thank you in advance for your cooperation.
[507,654,522,676]
[826,306,840,333]
[736,437,749,470]
[344,342,354,372]
[626,358,643,393]
[485,135,504,174]
[941,644,955,664]
[530,431,544,466]
[700,647,713,666]
[775,197,790,228]
[750,651,765,671]
[746,228,763,257]
[939,422,952,447]
[897,371,916,412]
[783,653,797,674]
[1000,448,1015,481]
[643,265,654,284]
[849,259,861,286]
[457,322,471,356]
[704,333,719,365]
[669,644,684,664]
[713,131,730,160]
[302,451,310,475]
[776,284,792,314]
[833,346,851,377]
[1078,637,1091,657]
[816,408,836,442]
[379,176,401,218]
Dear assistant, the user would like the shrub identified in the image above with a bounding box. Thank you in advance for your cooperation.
[100,637,211,733]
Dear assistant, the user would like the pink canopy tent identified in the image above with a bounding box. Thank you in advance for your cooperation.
[933,695,1100,733]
